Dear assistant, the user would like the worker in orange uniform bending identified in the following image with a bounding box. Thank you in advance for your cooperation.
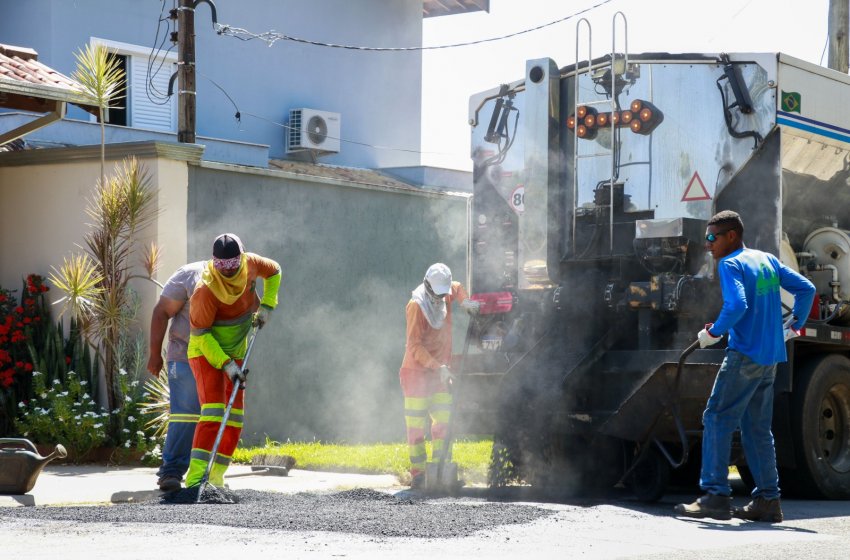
[185,233,281,488]
[399,263,479,488]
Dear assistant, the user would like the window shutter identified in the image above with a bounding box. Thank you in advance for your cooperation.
[130,56,175,132]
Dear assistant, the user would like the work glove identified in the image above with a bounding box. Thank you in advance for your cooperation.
[784,315,801,342]
[697,323,722,348]
[460,299,481,315]
[223,359,245,384]
[438,364,454,386]
[254,305,272,329]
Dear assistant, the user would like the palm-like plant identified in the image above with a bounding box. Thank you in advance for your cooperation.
[52,157,161,411]
[71,43,125,185]
[140,373,170,439]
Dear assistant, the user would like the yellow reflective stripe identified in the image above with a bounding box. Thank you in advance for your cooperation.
[202,403,225,412]
[169,414,199,424]
[432,392,452,405]
[404,397,429,410]
[225,419,243,428]
[432,411,451,423]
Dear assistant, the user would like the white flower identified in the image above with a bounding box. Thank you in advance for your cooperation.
[122,428,129,433]
[32,371,41,376]
[17,402,24,408]
[40,393,46,399]
[53,379,61,385]
[131,380,139,387]
[74,415,81,421]
[112,409,120,414]
[93,423,102,429]
[119,369,128,377]
[124,441,131,448]
[58,391,68,397]
[80,380,87,386]
[124,396,132,403]
[136,431,144,436]
[127,416,135,422]
[89,400,96,406]
[82,393,90,399]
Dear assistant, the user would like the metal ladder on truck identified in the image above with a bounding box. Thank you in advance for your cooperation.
[572,11,631,256]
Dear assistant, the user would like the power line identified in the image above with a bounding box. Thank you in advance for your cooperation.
[214,0,615,50]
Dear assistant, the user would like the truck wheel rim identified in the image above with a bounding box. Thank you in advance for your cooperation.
[819,383,850,474]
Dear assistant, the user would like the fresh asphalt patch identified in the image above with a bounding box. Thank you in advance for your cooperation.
[0,488,554,538]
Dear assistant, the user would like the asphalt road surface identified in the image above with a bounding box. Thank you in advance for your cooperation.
[3,488,850,559]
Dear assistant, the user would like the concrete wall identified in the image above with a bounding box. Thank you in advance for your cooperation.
[0,0,423,169]
[0,143,192,403]
[188,163,469,443]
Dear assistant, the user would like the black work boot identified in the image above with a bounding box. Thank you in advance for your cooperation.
[674,494,732,520]
[732,497,783,523]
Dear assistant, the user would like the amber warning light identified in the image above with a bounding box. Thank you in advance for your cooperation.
[566,99,664,139]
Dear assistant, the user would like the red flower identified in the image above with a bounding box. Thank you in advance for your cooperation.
[15,361,23,369]
[11,330,25,343]
[23,317,31,324]
[24,298,35,306]
[33,316,40,323]
[14,306,23,314]
[0,294,6,302]
[65,356,72,365]
[0,349,9,363]
[40,285,48,293]
[24,363,33,372]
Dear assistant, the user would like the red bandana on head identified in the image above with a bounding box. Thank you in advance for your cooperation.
[213,255,241,271]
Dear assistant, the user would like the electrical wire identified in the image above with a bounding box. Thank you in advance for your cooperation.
[146,0,177,106]
[214,0,615,50]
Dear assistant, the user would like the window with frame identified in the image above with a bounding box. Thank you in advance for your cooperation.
[91,37,176,132]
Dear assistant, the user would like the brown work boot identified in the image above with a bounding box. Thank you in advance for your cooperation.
[732,497,783,523]
[674,494,732,520]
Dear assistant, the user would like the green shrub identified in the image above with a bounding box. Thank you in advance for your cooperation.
[16,370,109,461]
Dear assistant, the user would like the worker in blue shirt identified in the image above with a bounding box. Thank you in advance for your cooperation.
[675,210,815,522]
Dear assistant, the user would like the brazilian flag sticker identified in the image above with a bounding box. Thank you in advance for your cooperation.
[782,91,801,113]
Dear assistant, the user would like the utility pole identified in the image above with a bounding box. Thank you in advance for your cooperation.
[829,0,849,73]
[177,0,196,143]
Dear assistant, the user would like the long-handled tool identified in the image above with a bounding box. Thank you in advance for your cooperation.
[196,325,260,503]
[425,320,474,493]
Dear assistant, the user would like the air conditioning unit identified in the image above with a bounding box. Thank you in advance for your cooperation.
[287,108,341,154]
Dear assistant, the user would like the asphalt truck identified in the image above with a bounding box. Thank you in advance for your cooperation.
[459,18,850,500]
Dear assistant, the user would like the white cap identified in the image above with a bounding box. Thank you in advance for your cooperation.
[424,263,452,295]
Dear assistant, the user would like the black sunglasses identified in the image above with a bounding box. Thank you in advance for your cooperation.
[705,230,732,243]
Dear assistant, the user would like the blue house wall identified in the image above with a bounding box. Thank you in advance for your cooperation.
[0,0,424,169]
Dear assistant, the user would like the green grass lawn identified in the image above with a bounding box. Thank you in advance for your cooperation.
[233,438,493,484]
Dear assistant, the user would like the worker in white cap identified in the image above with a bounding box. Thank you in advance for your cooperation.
[398,263,479,488]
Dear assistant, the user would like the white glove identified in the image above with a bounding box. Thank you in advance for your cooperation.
[784,315,801,342]
[438,365,454,386]
[223,359,245,384]
[697,324,722,348]
[254,305,272,329]
[460,299,481,315]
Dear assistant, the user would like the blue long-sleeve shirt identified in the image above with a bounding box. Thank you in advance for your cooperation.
[709,247,815,365]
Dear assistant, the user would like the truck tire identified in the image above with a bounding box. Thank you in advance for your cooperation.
[785,354,850,498]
